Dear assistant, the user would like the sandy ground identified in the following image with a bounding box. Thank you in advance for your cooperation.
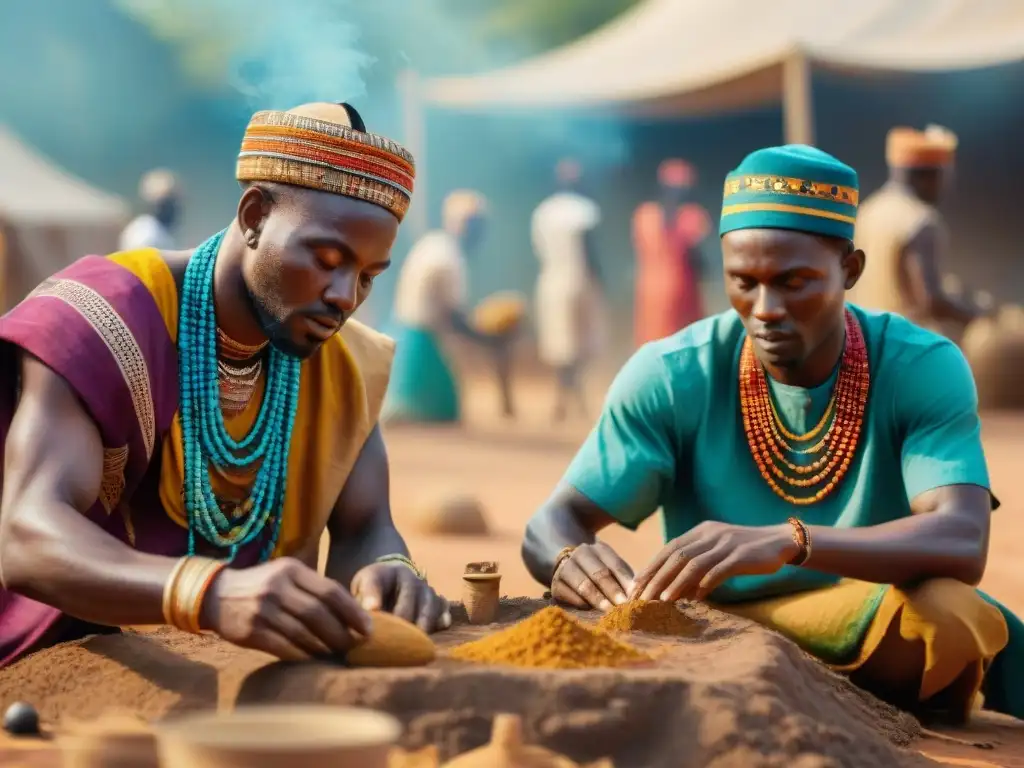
[2,371,1024,766]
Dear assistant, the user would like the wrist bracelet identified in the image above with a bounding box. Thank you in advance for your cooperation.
[787,517,812,567]
[162,557,190,626]
[164,556,226,633]
[551,546,576,582]
[375,554,426,580]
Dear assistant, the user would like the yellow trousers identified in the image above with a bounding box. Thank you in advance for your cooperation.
[719,579,1009,721]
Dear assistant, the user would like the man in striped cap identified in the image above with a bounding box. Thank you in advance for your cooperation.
[850,125,984,341]
[524,145,1024,722]
[0,102,450,669]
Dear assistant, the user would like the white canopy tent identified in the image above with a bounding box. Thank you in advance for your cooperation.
[0,125,128,310]
[401,0,1024,233]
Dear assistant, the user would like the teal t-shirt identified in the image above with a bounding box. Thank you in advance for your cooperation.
[564,305,992,603]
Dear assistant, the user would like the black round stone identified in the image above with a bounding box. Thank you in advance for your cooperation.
[3,701,40,736]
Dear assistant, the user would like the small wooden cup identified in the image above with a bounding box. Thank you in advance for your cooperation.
[463,562,502,625]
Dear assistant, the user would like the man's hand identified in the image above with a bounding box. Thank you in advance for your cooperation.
[551,542,634,611]
[350,562,451,633]
[630,522,800,602]
[202,558,372,661]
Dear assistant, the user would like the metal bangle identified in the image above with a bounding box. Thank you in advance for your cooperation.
[375,554,426,580]
[787,517,812,567]
[551,546,577,583]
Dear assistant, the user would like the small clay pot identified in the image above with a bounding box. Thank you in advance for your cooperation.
[463,562,502,625]
[59,713,158,768]
[155,706,401,768]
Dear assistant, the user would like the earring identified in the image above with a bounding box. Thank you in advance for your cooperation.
[245,230,259,249]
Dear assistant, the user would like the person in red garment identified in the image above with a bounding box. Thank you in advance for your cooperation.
[632,158,712,347]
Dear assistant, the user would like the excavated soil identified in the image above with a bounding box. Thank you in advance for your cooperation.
[0,598,936,767]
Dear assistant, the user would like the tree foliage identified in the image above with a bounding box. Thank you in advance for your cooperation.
[459,0,641,56]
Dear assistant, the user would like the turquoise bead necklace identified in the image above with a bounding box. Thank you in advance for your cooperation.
[178,230,301,562]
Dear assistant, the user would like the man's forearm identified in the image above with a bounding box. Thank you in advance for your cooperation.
[522,500,598,587]
[325,517,410,589]
[2,498,178,627]
[802,512,986,587]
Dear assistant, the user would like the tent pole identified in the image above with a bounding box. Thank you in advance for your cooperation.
[398,69,429,238]
[782,52,815,146]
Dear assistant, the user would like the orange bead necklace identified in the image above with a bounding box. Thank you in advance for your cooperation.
[740,310,870,505]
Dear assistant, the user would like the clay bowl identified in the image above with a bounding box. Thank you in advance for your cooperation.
[58,713,158,768]
[155,705,401,768]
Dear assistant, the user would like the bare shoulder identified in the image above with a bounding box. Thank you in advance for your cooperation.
[18,349,84,409]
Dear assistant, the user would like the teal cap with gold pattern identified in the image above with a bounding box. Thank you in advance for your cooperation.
[719,145,859,241]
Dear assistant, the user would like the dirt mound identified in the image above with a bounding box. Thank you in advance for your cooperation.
[410,493,490,536]
[0,600,929,767]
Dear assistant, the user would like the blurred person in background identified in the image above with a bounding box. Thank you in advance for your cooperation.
[0,102,450,669]
[851,125,984,343]
[632,158,712,347]
[532,158,606,423]
[384,190,509,423]
[119,168,182,251]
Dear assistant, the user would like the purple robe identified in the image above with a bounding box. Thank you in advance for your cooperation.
[0,255,274,667]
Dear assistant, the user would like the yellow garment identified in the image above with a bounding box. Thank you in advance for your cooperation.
[108,248,394,558]
[719,578,1009,719]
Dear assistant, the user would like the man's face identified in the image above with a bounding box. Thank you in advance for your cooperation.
[155,196,180,230]
[722,228,863,371]
[240,186,398,359]
[899,166,949,206]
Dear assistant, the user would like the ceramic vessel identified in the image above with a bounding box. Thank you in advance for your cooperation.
[156,705,402,768]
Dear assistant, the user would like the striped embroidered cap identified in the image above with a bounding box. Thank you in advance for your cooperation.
[720,145,859,242]
[236,102,415,222]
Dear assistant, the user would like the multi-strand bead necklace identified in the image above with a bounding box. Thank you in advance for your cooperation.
[216,327,266,418]
[178,230,302,562]
[739,310,870,505]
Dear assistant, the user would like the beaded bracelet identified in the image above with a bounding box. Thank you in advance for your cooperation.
[787,517,812,567]
[375,554,426,581]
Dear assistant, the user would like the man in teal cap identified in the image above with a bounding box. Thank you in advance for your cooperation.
[521,145,1024,722]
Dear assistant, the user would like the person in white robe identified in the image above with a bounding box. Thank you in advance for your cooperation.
[532,159,606,422]
[119,169,181,251]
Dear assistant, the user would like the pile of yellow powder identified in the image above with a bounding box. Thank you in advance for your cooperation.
[597,600,700,636]
[447,606,650,670]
